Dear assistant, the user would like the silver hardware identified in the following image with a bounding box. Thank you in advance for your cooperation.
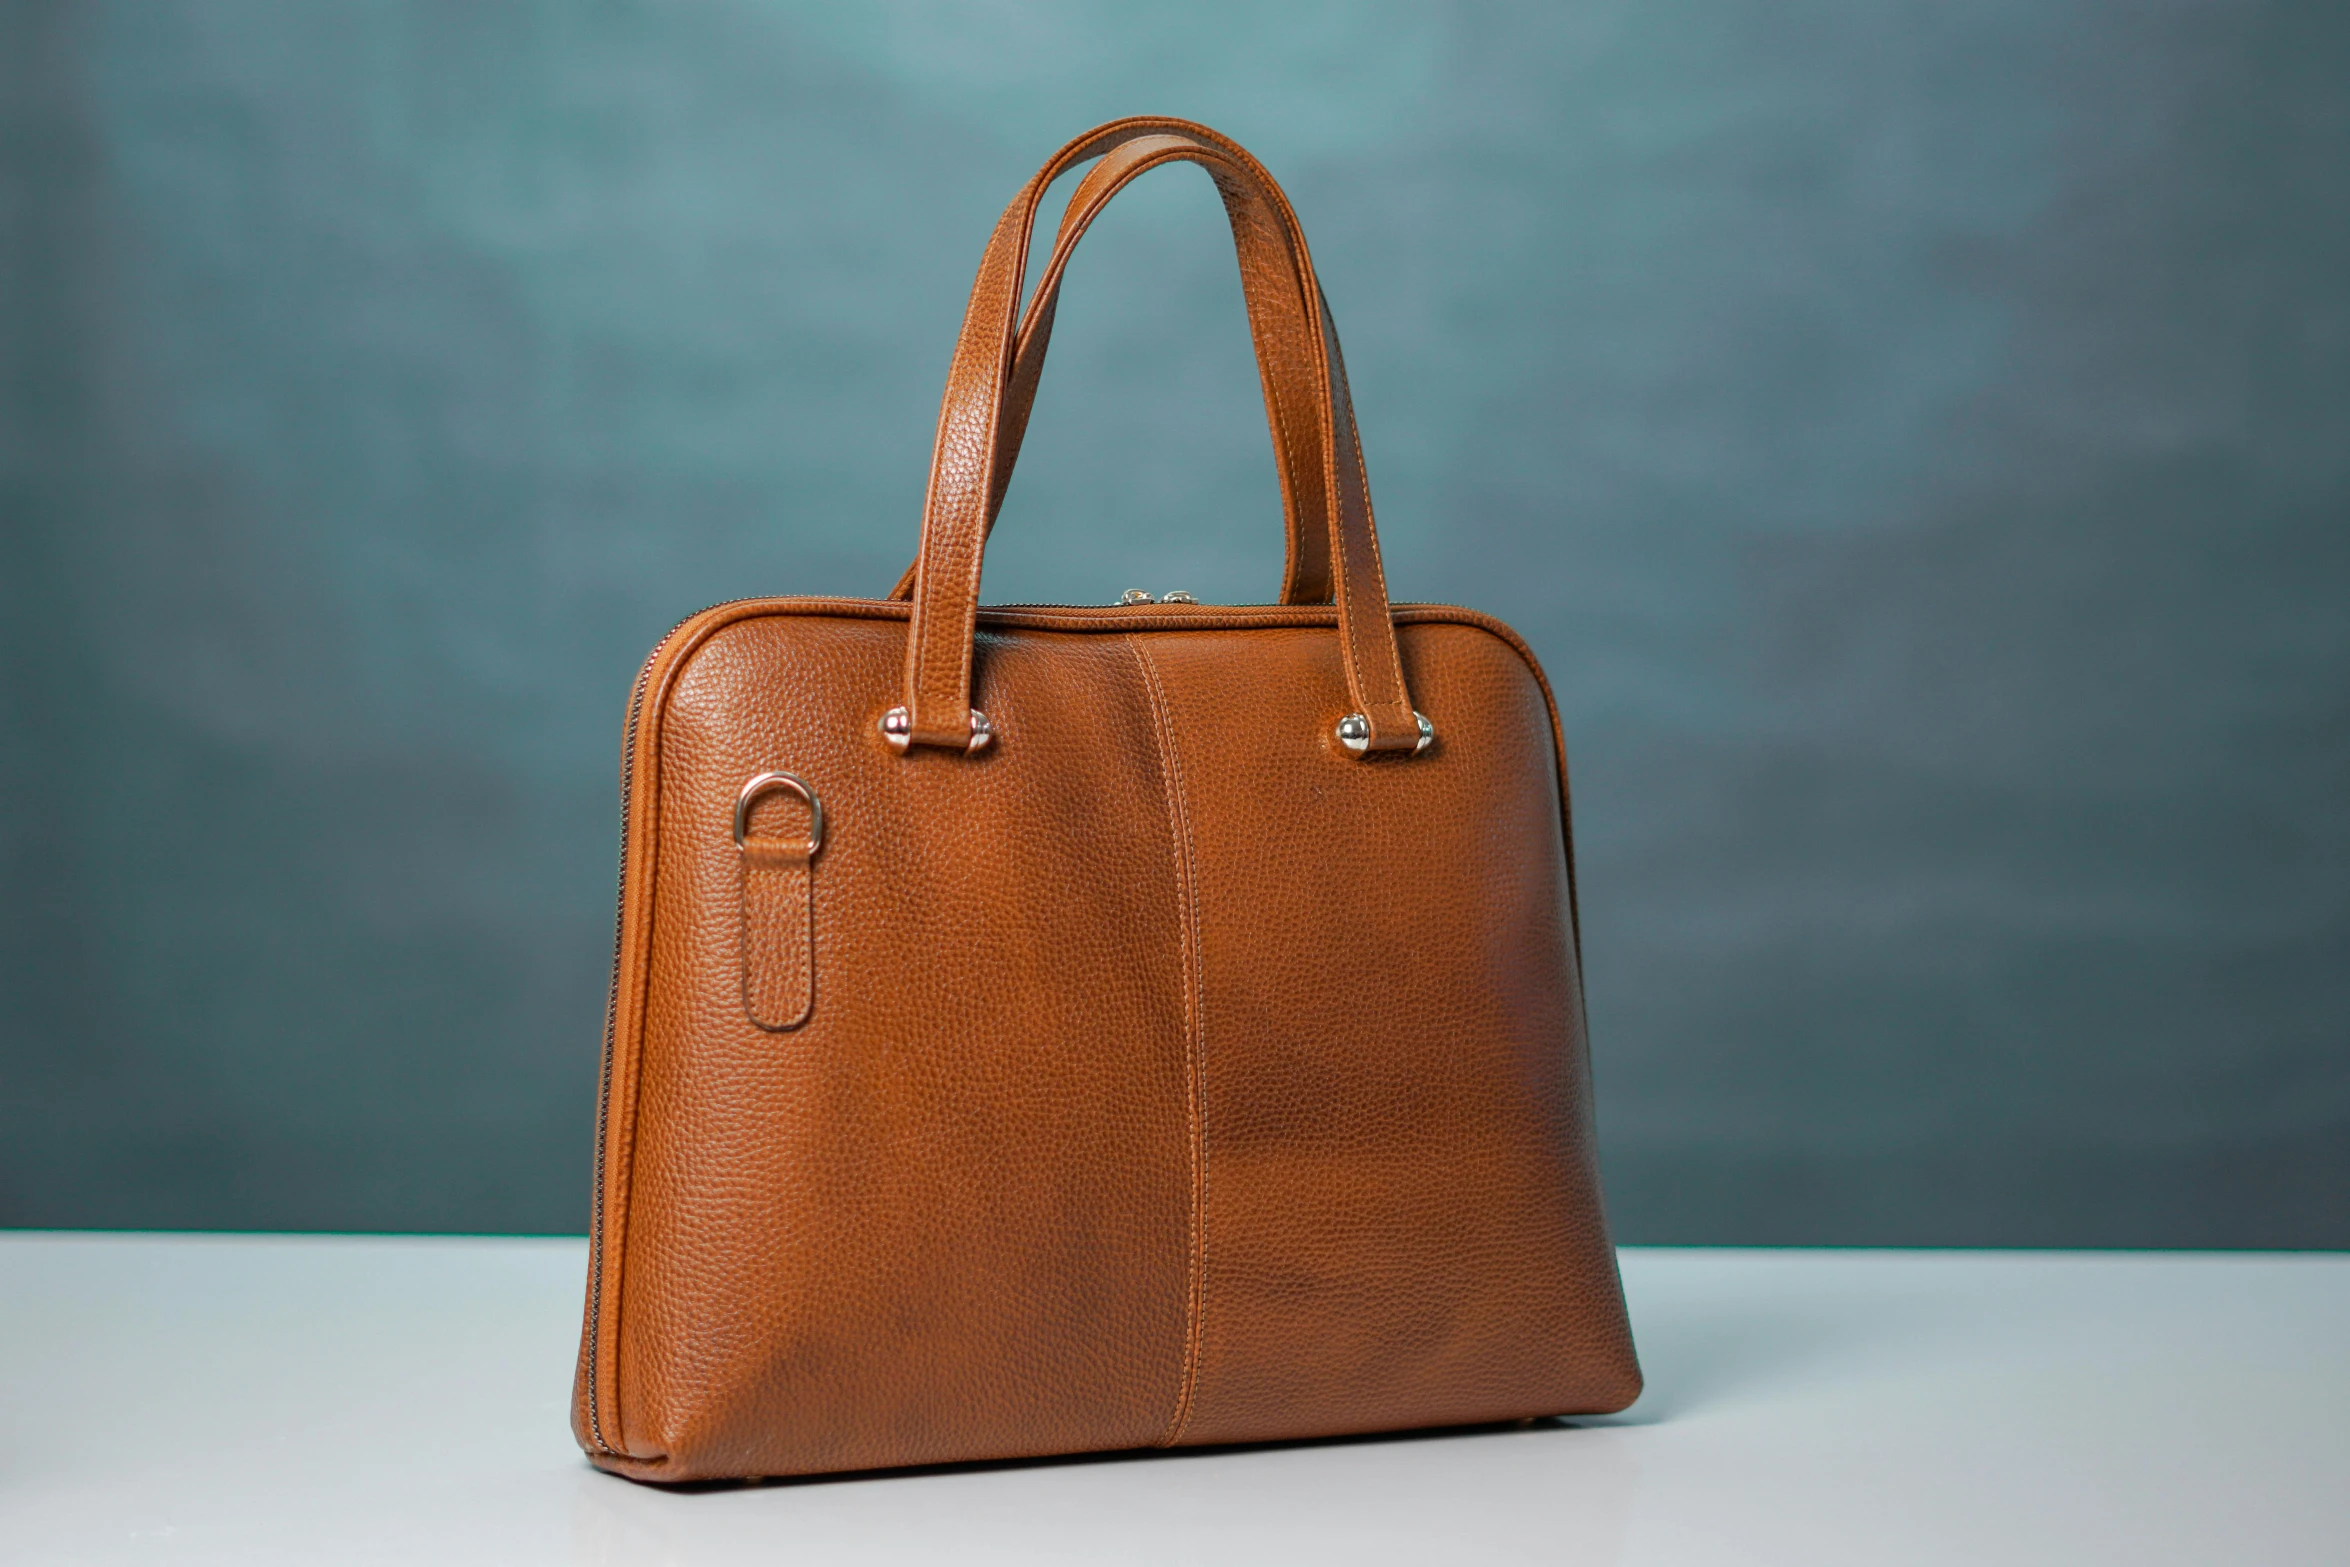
[734,771,824,856]
[1120,589,1156,605]
[1335,710,1436,756]
[879,705,995,755]
[1160,589,1198,604]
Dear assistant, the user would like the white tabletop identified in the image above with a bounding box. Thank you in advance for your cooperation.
[1,1233,2341,1565]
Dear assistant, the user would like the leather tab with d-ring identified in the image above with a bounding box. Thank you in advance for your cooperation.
[735,772,822,1031]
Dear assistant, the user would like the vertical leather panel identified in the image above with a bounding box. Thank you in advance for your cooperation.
[1140,622,1641,1444]
[615,616,1195,1479]
[1127,637,1209,1445]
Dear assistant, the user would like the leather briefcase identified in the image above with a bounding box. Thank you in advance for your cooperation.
[574,117,1640,1482]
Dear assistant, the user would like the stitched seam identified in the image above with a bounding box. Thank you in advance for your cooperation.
[1129,635,1208,1447]
[1328,446,1389,718]
[1324,311,1407,723]
[1345,378,1406,713]
[1314,297,1375,707]
[1211,170,1321,601]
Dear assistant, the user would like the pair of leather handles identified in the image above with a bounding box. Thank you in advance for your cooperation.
[891,117,1425,755]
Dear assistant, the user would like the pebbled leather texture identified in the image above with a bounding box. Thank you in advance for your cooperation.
[737,796,813,1033]
[574,120,1640,1483]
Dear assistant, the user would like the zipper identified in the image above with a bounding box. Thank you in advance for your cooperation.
[584,596,768,1456]
[992,595,1234,612]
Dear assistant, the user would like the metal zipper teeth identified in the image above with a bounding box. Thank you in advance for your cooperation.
[585,595,771,1456]
[989,601,1253,611]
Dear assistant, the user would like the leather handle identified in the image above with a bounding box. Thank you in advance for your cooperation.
[899,118,1421,753]
[888,123,1337,607]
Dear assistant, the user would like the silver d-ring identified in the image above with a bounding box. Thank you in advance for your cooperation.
[734,771,824,856]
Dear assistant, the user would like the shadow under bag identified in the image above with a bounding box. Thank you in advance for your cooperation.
[574,116,1641,1482]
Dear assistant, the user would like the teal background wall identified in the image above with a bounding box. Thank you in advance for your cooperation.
[4,1,2344,1243]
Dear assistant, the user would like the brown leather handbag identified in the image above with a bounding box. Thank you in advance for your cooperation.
[574,117,1640,1482]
